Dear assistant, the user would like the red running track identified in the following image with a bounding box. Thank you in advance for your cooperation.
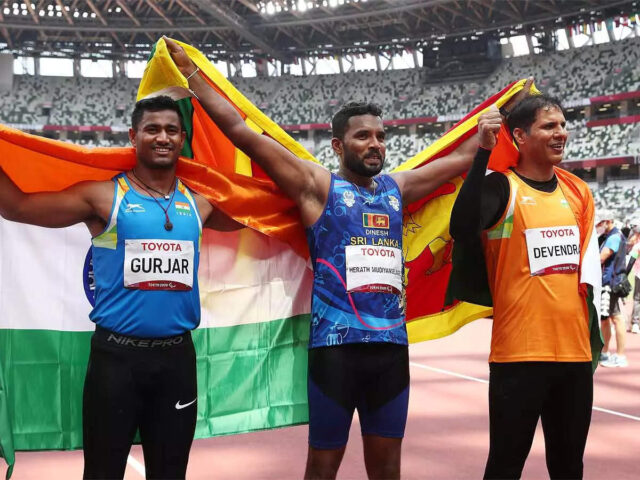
[3,318,640,479]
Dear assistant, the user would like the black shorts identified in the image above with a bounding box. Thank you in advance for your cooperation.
[607,292,622,317]
[307,343,410,449]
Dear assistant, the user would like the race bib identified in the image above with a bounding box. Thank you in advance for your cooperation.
[345,245,402,294]
[524,226,580,276]
[124,239,194,290]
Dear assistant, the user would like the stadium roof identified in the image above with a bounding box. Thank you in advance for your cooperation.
[0,0,638,61]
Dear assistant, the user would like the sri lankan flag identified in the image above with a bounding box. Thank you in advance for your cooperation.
[0,35,535,477]
[363,213,390,229]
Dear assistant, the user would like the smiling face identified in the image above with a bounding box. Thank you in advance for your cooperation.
[513,106,568,167]
[333,114,386,178]
[129,109,186,170]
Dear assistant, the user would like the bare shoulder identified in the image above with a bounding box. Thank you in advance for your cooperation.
[78,179,115,227]
[191,190,214,220]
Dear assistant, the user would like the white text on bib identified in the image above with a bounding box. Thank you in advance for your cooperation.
[524,226,580,276]
[124,239,194,290]
[345,245,402,294]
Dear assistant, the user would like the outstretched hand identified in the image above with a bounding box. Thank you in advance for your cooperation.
[477,106,502,151]
[163,36,198,78]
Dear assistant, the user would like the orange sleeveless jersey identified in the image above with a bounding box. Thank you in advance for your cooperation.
[482,171,591,363]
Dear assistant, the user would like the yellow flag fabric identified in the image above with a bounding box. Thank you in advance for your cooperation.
[392,79,539,341]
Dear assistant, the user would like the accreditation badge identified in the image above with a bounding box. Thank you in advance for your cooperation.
[123,239,194,290]
[524,226,580,276]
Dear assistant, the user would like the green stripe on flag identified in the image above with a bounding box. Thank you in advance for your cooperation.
[0,356,15,479]
[0,314,310,454]
[175,97,194,159]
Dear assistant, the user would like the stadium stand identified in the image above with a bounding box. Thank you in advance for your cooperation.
[592,180,640,221]
[1,34,639,221]
[565,121,640,159]
[3,37,639,128]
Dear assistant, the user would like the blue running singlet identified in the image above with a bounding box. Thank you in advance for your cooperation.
[306,173,407,348]
[89,174,202,337]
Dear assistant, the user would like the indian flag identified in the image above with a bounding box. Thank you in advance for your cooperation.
[175,201,191,214]
[0,38,318,478]
[0,34,541,477]
[0,219,312,472]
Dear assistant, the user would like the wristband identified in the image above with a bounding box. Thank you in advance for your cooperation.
[186,67,200,81]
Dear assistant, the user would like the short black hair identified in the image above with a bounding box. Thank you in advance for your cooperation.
[506,94,565,138]
[131,95,184,131]
[331,102,383,140]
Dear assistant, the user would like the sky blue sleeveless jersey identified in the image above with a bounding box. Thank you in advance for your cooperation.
[306,173,407,348]
[89,173,202,337]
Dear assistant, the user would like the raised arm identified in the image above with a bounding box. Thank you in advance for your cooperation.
[164,38,329,227]
[0,166,111,234]
[391,107,502,205]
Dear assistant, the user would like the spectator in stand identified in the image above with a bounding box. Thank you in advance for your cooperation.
[597,209,629,367]
[625,221,640,334]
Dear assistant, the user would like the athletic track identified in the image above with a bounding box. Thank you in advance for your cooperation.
[3,317,639,479]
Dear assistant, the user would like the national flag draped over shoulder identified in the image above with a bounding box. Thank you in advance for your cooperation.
[394,79,539,342]
[0,38,317,478]
[0,34,533,476]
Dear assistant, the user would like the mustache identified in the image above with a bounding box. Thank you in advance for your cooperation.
[364,150,383,160]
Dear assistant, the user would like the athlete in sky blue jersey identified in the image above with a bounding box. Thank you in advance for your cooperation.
[0,95,243,479]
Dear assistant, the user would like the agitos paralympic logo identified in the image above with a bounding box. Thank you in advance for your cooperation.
[83,247,96,307]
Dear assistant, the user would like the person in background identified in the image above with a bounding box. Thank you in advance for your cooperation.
[597,209,629,367]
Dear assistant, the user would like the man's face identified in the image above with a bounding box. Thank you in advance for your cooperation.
[334,114,386,177]
[129,110,185,170]
[514,106,568,166]
[597,219,613,235]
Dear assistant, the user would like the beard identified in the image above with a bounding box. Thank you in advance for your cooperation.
[343,148,384,177]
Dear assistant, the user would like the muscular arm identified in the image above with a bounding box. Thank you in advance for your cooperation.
[193,194,245,231]
[393,80,534,207]
[391,134,479,206]
[392,107,503,206]
[0,166,110,232]
[165,38,329,227]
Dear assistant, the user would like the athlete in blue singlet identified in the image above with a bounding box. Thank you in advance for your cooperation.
[307,173,406,347]
[167,37,511,479]
[0,95,243,480]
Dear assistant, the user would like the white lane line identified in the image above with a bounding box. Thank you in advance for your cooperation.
[127,454,146,477]
[592,406,640,421]
[410,361,488,384]
[409,361,640,421]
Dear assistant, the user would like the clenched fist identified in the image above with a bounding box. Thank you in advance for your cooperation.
[477,106,502,151]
